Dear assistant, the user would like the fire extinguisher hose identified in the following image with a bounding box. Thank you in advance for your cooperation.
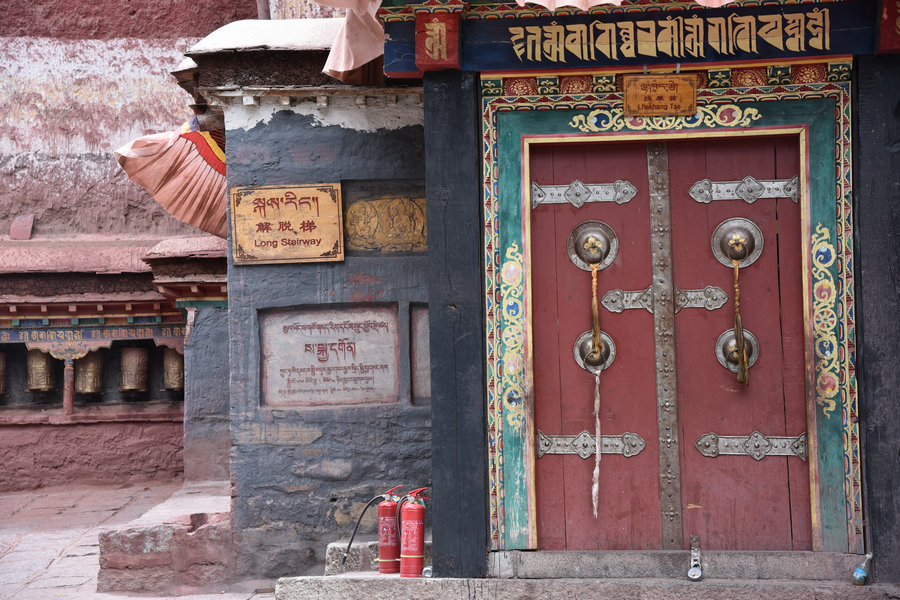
[341,493,384,565]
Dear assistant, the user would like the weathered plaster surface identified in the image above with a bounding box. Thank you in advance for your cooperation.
[1,0,256,38]
[0,38,198,155]
[0,37,204,236]
[269,0,342,20]
[224,95,425,134]
[0,421,183,492]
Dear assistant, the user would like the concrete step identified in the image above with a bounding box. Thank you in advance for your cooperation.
[276,573,900,600]
[97,480,233,595]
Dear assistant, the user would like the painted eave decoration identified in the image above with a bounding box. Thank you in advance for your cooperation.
[514,0,731,8]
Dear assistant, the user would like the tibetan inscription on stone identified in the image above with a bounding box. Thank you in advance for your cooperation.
[230,184,344,265]
[623,74,697,117]
[260,307,399,407]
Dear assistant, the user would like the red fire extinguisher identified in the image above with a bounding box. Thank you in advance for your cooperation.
[342,485,403,573]
[376,486,402,573]
[397,487,429,578]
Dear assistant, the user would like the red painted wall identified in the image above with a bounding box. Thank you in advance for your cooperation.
[0,421,183,492]
[1,0,257,39]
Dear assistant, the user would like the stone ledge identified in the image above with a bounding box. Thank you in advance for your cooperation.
[276,574,900,600]
[490,550,865,580]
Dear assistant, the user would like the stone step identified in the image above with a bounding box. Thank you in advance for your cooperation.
[324,539,433,575]
[276,573,900,600]
[97,480,233,594]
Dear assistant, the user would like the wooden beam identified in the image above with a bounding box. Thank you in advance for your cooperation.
[424,70,488,578]
[855,55,900,583]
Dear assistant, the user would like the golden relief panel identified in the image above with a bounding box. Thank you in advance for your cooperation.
[345,196,427,253]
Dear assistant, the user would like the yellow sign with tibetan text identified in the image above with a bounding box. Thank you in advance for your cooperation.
[623,74,697,117]
[230,184,344,265]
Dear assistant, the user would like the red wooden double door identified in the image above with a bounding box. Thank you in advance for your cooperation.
[531,136,811,551]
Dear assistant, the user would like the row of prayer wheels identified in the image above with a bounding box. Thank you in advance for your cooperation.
[0,347,184,395]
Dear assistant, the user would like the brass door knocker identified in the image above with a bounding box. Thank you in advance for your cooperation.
[567,221,618,518]
[711,218,763,385]
[567,221,618,373]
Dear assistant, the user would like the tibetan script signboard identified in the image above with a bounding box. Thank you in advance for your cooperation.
[230,184,344,265]
[260,306,399,407]
[623,75,697,117]
[384,2,875,76]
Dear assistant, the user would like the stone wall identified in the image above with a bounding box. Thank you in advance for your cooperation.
[224,96,430,578]
[183,306,231,482]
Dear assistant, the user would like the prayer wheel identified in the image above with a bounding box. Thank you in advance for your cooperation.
[162,347,184,390]
[119,347,149,392]
[26,349,56,391]
[0,352,6,395]
[75,350,104,394]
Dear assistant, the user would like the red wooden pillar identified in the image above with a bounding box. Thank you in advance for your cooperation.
[63,358,74,415]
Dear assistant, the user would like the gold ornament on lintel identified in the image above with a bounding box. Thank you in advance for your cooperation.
[75,351,104,394]
[162,347,184,391]
[120,347,149,392]
[26,349,56,391]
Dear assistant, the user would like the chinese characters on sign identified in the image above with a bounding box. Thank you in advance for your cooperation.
[230,184,344,264]
[508,10,830,65]
[260,307,399,407]
[623,75,697,117]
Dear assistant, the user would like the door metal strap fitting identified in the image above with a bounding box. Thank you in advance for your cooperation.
[694,430,808,461]
[689,175,799,204]
[602,285,728,314]
[537,430,646,459]
[531,180,638,209]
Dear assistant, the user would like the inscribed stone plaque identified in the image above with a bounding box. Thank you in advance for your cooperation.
[623,74,697,117]
[230,184,344,265]
[261,307,399,407]
[410,306,431,400]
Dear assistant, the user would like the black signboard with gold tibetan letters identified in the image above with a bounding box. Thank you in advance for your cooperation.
[382,1,875,76]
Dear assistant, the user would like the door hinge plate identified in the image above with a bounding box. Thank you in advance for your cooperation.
[694,431,808,461]
[537,430,646,458]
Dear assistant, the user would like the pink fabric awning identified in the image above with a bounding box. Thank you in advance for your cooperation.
[317,0,386,80]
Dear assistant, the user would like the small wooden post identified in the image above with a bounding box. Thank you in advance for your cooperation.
[62,358,74,416]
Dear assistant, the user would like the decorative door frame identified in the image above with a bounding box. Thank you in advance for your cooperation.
[481,74,862,554]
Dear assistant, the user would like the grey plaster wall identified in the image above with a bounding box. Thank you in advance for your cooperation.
[225,107,430,578]
[183,306,230,482]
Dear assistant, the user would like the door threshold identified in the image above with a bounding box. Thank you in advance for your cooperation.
[488,550,862,581]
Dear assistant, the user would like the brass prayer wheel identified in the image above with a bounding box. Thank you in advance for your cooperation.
[162,347,184,390]
[0,352,6,395]
[75,350,104,394]
[26,349,56,391]
[119,347,149,392]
